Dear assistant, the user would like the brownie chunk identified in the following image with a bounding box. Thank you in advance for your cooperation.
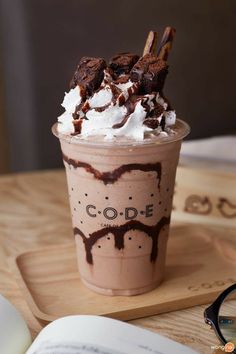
[130,54,157,82]
[143,60,168,93]
[109,53,139,77]
[130,54,168,93]
[70,57,106,96]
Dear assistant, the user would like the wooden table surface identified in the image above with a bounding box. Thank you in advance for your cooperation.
[0,169,233,354]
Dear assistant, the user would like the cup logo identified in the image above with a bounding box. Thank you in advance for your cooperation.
[86,204,154,220]
[225,342,235,352]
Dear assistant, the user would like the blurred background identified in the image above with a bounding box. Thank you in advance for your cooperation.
[0,0,236,173]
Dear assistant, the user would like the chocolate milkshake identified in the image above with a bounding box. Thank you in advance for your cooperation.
[53,28,190,295]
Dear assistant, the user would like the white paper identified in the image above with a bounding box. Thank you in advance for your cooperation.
[26,341,123,354]
[26,315,199,354]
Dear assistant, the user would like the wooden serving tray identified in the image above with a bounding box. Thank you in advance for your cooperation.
[9,223,236,324]
[173,167,236,228]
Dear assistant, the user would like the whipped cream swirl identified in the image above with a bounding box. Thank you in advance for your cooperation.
[57,70,176,141]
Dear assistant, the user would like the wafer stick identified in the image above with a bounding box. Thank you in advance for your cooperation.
[157,27,176,61]
[143,31,158,56]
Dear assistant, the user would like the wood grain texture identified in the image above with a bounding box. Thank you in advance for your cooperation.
[0,168,235,354]
[173,167,236,228]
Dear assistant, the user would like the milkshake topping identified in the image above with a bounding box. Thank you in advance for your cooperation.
[57,28,177,141]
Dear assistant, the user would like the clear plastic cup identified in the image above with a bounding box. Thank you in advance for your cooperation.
[52,119,190,295]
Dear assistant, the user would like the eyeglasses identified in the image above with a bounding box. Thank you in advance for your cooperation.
[204,283,236,353]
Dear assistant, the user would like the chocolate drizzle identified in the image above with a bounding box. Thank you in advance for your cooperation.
[112,96,139,129]
[63,153,162,188]
[112,114,130,129]
[74,216,170,264]
[94,103,110,112]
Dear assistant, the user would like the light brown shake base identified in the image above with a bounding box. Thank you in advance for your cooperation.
[81,278,163,296]
[75,225,168,295]
[56,124,188,295]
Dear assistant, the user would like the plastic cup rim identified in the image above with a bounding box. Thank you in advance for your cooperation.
[52,118,190,149]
